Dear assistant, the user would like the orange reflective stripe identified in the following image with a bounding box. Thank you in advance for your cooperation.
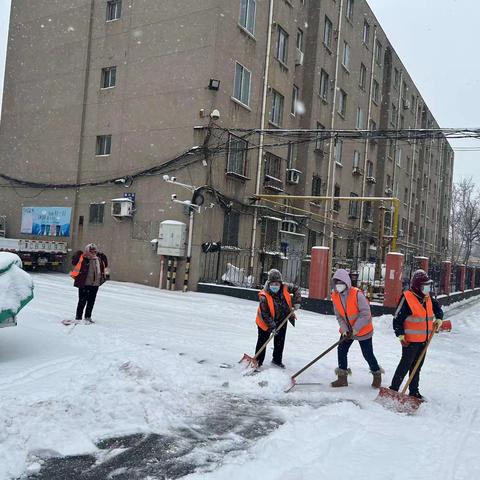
[331,287,373,336]
[69,255,84,279]
[403,291,434,342]
[255,286,293,331]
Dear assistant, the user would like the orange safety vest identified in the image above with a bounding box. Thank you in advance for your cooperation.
[256,285,293,331]
[403,290,434,343]
[70,254,84,279]
[331,287,373,337]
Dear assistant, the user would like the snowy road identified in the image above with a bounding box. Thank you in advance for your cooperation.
[1,274,480,479]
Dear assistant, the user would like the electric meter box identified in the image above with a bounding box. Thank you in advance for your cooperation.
[157,220,187,257]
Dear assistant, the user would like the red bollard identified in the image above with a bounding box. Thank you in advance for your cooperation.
[309,246,330,300]
[459,265,466,292]
[414,256,429,273]
[384,252,405,308]
[441,261,451,295]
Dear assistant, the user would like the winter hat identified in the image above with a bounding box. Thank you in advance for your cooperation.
[410,269,432,296]
[267,269,282,283]
[85,243,98,254]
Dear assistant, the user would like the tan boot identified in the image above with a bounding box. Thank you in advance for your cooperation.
[331,368,351,388]
[371,368,384,389]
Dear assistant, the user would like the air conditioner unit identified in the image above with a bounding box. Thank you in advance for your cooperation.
[111,198,134,217]
[385,187,393,195]
[398,229,404,237]
[286,168,302,184]
[352,166,362,176]
[366,176,376,184]
[403,99,411,110]
[295,48,304,66]
[413,226,417,233]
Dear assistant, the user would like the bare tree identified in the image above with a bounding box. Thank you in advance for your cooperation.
[450,178,480,264]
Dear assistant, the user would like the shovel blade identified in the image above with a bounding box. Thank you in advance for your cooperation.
[285,377,297,393]
[440,320,452,332]
[375,387,423,414]
[239,353,258,368]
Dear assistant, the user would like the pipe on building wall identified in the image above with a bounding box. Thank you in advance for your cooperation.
[250,0,274,271]
[357,25,378,263]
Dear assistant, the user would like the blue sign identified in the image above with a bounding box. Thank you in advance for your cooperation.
[124,192,136,203]
[21,207,72,237]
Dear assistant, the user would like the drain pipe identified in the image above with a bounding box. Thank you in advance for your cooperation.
[250,0,274,271]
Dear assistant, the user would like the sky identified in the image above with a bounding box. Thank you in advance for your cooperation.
[0,0,478,183]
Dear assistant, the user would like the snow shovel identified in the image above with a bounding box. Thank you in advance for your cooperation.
[285,336,347,393]
[376,330,435,413]
[239,310,295,369]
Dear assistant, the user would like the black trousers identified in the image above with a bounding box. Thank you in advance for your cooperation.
[254,321,288,366]
[338,337,380,372]
[389,342,426,394]
[76,286,99,320]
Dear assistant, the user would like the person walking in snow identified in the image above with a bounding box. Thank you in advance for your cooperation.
[330,269,383,388]
[388,269,443,400]
[254,269,301,369]
[70,243,109,323]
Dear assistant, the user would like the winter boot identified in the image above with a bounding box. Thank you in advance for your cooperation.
[331,368,351,387]
[371,367,384,389]
[271,360,286,369]
[409,391,425,402]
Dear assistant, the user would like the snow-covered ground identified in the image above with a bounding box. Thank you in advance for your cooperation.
[1,273,480,480]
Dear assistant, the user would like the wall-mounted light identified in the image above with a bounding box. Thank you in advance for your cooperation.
[208,79,221,91]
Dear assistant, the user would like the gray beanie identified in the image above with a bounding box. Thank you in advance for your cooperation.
[267,269,282,283]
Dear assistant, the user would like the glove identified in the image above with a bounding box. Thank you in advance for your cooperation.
[351,329,359,337]
[293,304,301,311]
[341,331,353,339]
[434,319,443,332]
[398,335,410,347]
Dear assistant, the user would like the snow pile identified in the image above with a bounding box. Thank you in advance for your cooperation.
[0,253,34,323]
[0,273,479,479]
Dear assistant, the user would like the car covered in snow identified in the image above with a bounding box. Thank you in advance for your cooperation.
[0,252,34,328]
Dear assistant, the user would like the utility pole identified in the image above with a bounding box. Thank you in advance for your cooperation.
[375,201,386,281]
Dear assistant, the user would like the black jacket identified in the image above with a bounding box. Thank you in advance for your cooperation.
[71,251,108,288]
[393,290,443,338]
[259,283,302,330]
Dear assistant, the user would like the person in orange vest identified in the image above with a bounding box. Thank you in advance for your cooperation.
[388,269,443,400]
[70,243,109,323]
[330,269,383,388]
[254,269,301,369]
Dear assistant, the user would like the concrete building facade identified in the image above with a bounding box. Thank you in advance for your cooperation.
[0,0,454,288]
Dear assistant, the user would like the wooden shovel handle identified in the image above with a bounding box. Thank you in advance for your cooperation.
[401,330,435,394]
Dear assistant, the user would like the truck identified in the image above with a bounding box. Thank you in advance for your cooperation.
[0,238,68,270]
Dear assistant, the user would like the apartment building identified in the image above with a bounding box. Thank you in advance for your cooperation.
[0,0,453,288]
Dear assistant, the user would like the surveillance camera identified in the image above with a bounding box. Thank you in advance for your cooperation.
[162,174,170,181]
[171,176,177,182]
[171,194,177,200]
[210,109,220,120]
[150,239,158,245]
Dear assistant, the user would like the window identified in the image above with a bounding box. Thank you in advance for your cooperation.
[223,211,240,246]
[233,62,251,106]
[375,39,382,64]
[312,175,322,196]
[96,135,112,155]
[396,148,402,167]
[334,139,343,164]
[404,187,409,204]
[291,85,299,115]
[356,107,365,129]
[270,89,284,126]
[319,69,329,101]
[363,20,370,44]
[89,203,105,224]
[261,217,280,250]
[393,68,400,89]
[324,16,333,49]
[366,160,374,177]
[411,94,416,112]
[369,119,377,131]
[287,142,296,169]
[334,185,341,211]
[386,174,392,189]
[342,41,350,70]
[106,0,122,21]
[101,66,116,89]
[353,150,360,169]
[391,103,397,126]
[346,0,354,21]
[372,79,379,103]
[349,193,359,218]
[338,89,347,117]
[388,140,395,159]
[400,114,405,129]
[307,230,318,252]
[227,135,248,176]
[276,26,289,65]
[239,0,256,35]
[296,28,304,52]
[346,240,354,260]
[359,63,367,90]
[364,201,373,222]
[315,122,325,154]
[265,152,282,179]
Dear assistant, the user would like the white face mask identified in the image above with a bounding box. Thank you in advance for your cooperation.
[421,284,431,295]
[335,283,347,293]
